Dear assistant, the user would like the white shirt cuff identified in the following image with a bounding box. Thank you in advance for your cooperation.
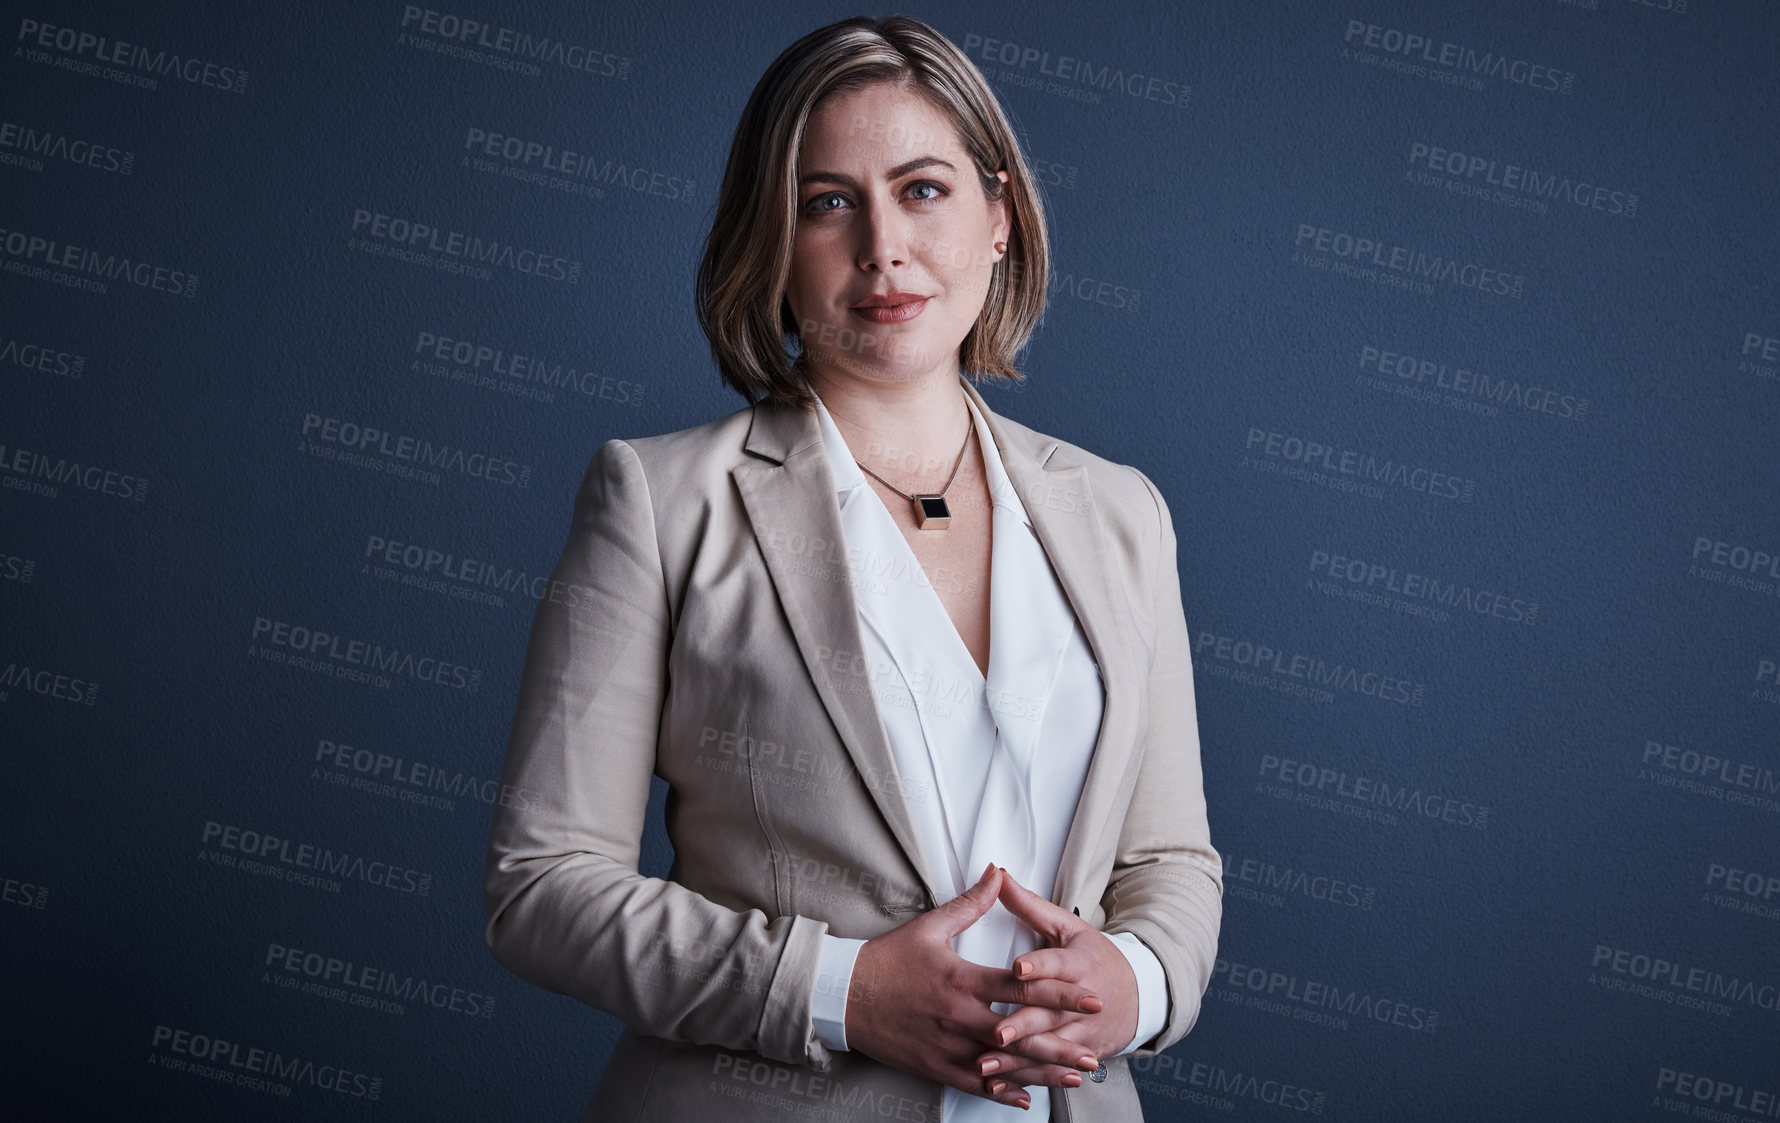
[810,934,868,1052]
[1106,931,1169,1055]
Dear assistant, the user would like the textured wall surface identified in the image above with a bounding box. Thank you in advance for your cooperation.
[3,0,1775,1119]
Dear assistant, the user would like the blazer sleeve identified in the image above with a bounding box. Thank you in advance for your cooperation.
[483,438,834,1070]
[1097,464,1224,1056]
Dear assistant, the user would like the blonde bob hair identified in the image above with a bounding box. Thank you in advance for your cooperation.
[695,15,1050,412]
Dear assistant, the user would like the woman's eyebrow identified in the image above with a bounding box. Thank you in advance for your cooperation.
[799,156,958,188]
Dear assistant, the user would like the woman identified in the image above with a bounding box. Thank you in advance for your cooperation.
[483,15,1221,1121]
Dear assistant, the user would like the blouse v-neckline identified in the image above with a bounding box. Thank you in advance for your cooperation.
[814,390,1002,685]
[811,381,1084,779]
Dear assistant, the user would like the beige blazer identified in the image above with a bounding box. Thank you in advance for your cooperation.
[483,375,1223,1122]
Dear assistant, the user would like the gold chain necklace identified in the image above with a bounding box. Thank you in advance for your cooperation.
[853,399,973,531]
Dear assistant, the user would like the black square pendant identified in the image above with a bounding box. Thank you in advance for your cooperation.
[914,494,952,530]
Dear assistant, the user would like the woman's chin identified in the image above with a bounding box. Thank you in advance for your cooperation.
[805,346,950,383]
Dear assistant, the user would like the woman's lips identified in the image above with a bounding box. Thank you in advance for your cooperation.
[851,297,928,324]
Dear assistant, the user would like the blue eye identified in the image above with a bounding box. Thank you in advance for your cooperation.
[801,181,949,215]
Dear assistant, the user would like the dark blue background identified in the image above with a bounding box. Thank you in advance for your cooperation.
[4,0,1775,1118]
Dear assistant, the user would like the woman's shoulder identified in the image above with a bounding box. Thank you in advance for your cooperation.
[581,400,758,488]
[615,400,756,455]
[988,408,1174,535]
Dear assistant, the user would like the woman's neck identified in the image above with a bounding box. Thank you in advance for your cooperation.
[808,366,973,486]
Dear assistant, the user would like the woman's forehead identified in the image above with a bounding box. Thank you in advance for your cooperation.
[801,84,964,165]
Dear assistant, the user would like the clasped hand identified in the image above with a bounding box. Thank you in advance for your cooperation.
[842,862,1140,1112]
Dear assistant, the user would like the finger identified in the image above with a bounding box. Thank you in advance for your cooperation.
[979,1077,1034,1111]
[958,959,1077,1002]
[989,1001,1095,1052]
[940,995,1010,1048]
[976,973,1102,1015]
[1009,946,1086,985]
[985,1017,1099,1072]
[977,1045,1093,1082]
[980,1005,1087,1056]
[998,1001,1090,1045]
[935,1063,1033,1110]
[938,863,1005,940]
[984,1027,1100,1072]
[969,987,1089,1052]
[986,1059,1087,1091]
[936,1033,1037,1107]
[986,1084,1032,1111]
[994,867,1080,946]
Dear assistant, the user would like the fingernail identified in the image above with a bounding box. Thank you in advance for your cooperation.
[1015,961,1030,978]
[979,1058,999,1074]
[1079,1054,1097,1070]
[1064,1074,1081,1087]
[988,1079,1006,1095]
[981,862,995,881]
[999,1026,1015,1045]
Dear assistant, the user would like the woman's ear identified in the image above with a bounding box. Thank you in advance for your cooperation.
[991,170,1013,248]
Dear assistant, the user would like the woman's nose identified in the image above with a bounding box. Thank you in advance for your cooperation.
[857,200,911,272]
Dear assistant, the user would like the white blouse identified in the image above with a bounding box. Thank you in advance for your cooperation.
[804,383,1168,1120]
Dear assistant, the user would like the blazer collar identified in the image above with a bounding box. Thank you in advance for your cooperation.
[743,374,1072,474]
[806,382,1035,534]
[731,376,1144,914]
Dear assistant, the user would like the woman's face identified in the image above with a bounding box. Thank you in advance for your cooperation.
[785,80,1010,390]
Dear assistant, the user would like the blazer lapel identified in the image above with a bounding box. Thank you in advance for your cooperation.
[731,378,1144,919]
[957,378,1145,915]
[731,399,953,910]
